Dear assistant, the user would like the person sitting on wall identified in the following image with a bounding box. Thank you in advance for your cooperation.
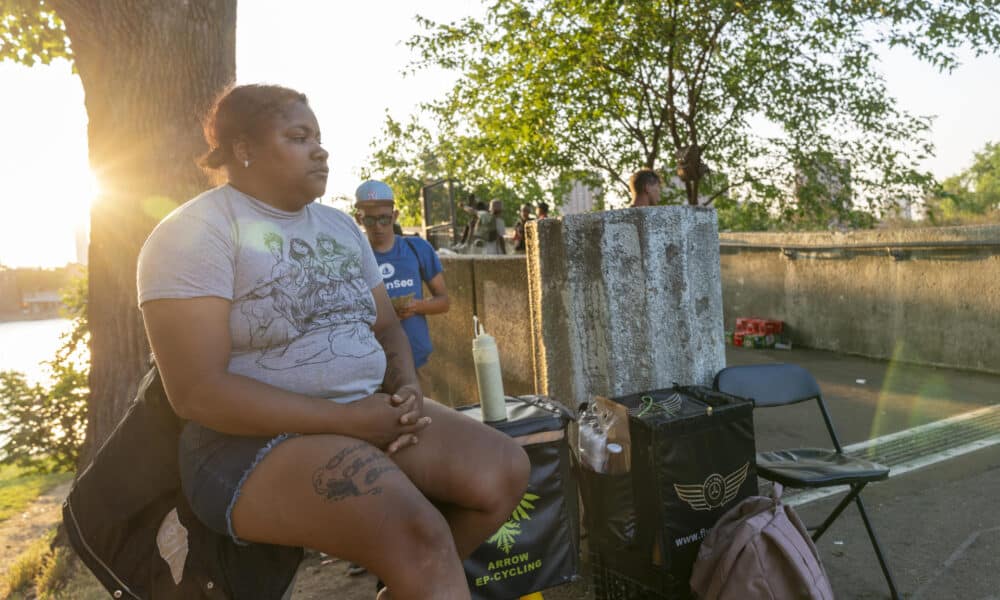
[137,83,529,600]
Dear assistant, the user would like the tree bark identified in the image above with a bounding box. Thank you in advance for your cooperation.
[49,0,236,465]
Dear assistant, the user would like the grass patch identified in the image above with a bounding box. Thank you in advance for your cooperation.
[1,530,106,600]
[0,463,73,522]
[2,530,54,598]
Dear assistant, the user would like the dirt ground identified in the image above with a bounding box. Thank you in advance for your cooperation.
[0,481,71,576]
[4,485,594,599]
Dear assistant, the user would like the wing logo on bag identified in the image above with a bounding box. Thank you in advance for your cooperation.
[674,462,750,511]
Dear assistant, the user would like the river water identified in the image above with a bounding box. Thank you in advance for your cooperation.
[0,318,74,384]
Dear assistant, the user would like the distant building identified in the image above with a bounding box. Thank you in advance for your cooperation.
[562,179,600,215]
[23,291,62,315]
[0,268,19,312]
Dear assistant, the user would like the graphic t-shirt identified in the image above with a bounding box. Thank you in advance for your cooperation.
[137,185,385,404]
[373,236,443,368]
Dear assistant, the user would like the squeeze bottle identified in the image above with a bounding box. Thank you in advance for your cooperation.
[473,316,507,423]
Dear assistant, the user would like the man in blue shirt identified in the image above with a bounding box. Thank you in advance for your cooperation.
[354,180,450,380]
[350,180,452,580]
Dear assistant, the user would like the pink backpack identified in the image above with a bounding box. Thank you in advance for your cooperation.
[690,483,834,599]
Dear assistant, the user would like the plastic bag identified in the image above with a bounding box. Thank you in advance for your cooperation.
[573,396,631,474]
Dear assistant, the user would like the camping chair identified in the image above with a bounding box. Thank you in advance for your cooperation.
[714,363,900,600]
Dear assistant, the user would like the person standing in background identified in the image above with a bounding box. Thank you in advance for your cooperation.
[630,169,662,207]
[512,203,535,252]
[461,198,507,254]
[536,201,550,219]
[355,180,450,389]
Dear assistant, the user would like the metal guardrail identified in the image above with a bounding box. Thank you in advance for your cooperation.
[720,239,1000,251]
[719,239,1000,260]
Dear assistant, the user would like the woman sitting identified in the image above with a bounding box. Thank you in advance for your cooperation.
[137,84,530,600]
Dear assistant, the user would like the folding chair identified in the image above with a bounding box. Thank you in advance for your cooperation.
[714,363,900,600]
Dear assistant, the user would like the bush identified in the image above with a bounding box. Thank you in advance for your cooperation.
[0,275,88,473]
[0,369,87,473]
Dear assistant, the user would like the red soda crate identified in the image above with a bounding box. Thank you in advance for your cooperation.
[760,320,783,335]
[734,317,784,336]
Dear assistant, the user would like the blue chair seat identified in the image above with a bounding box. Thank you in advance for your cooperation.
[757,448,890,489]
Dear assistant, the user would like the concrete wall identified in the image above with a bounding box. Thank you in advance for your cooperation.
[423,255,535,407]
[719,225,1000,374]
[421,224,1000,404]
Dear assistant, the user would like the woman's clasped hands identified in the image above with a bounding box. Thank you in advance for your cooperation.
[346,383,429,455]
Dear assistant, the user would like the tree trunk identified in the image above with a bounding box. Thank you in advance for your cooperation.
[50,0,236,465]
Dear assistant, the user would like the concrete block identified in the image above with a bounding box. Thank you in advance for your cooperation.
[472,256,534,398]
[527,206,726,407]
[425,255,533,407]
[424,256,476,406]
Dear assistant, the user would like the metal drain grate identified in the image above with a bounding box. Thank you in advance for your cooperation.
[845,404,1000,467]
[770,404,1000,507]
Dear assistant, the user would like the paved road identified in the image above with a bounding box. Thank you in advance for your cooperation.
[291,346,1000,599]
[726,346,1000,599]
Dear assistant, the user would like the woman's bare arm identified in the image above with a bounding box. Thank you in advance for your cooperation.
[397,273,450,320]
[371,283,420,396]
[142,295,426,451]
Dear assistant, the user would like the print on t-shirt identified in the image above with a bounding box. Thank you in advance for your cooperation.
[236,231,378,370]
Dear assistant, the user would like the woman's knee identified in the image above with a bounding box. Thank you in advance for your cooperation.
[468,440,531,512]
[506,442,531,495]
[396,501,457,555]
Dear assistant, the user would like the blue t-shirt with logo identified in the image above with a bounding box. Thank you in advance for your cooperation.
[373,236,443,368]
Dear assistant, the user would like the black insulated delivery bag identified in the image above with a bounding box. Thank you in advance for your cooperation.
[460,397,580,600]
[581,385,757,599]
[62,366,302,599]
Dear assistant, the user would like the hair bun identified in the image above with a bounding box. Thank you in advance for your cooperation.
[199,146,228,170]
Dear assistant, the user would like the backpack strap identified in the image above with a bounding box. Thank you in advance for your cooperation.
[402,236,427,282]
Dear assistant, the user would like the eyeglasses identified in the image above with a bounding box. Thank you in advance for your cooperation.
[361,215,394,227]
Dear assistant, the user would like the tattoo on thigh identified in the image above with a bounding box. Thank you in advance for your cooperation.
[311,444,400,502]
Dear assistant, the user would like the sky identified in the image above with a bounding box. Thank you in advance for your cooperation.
[1,0,999,268]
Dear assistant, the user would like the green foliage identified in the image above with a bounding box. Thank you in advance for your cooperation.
[377,0,1000,225]
[0,274,88,473]
[715,195,776,232]
[0,0,70,66]
[364,112,552,226]
[925,141,1000,224]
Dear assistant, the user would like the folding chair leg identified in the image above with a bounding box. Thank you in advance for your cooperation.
[854,494,900,600]
[810,484,864,542]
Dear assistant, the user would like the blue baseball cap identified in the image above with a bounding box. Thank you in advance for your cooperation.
[354,180,394,205]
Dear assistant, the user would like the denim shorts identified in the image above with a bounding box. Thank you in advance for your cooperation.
[178,421,295,545]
